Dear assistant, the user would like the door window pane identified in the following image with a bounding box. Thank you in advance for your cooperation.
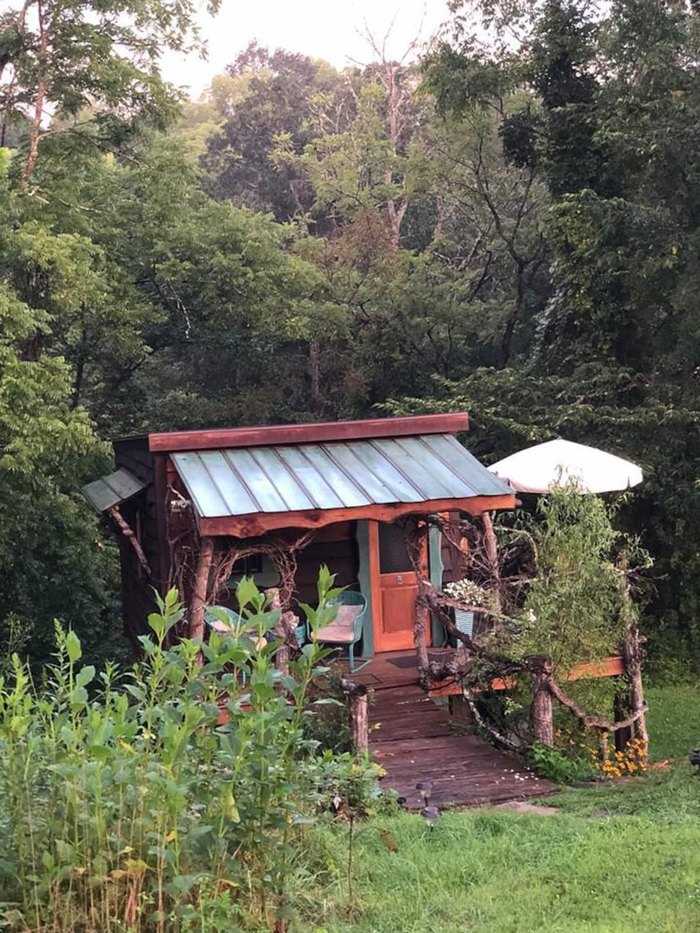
[378,522,413,573]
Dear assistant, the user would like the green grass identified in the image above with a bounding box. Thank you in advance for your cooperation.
[300,684,700,933]
[646,684,700,761]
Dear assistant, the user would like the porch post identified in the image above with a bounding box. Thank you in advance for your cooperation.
[189,536,215,641]
[480,511,502,619]
[355,520,375,657]
[530,657,554,747]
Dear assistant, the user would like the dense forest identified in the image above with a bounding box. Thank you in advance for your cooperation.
[0,0,698,670]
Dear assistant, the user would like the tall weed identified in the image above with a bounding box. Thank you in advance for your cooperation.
[0,572,379,931]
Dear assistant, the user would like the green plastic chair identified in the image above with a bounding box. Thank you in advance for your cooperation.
[312,591,367,673]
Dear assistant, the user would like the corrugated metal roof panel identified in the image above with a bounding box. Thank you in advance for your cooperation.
[427,433,516,498]
[82,469,146,513]
[273,445,346,509]
[171,434,512,520]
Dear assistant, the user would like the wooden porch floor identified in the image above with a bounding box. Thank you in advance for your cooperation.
[343,649,557,809]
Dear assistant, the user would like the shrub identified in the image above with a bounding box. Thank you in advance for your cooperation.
[531,742,594,784]
[0,575,381,931]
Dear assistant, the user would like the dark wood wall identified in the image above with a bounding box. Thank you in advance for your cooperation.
[113,437,161,646]
[293,521,359,607]
[110,440,361,641]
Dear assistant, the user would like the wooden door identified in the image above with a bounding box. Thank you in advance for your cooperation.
[370,521,430,652]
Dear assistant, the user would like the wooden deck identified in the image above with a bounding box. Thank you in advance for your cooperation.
[345,650,557,809]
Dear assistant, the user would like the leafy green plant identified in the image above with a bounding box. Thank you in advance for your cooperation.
[0,576,381,931]
[531,742,594,785]
[516,488,628,676]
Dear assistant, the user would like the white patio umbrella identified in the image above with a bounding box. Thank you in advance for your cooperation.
[488,438,643,494]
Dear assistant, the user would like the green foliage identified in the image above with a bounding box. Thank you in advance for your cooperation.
[530,742,593,784]
[202,44,354,222]
[0,254,118,663]
[517,488,628,674]
[1,0,699,676]
[0,581,381,931]
[0,0,219,178]
[303,672,354,754]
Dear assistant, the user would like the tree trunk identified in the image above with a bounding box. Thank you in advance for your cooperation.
[108,506,151,577]
[23,0,48,185]
[623,624,648,746]
[189,536,215,641]
[480,511,502,625]
[350,688,369,754]
[530,659,554,746]
[414,581,431,675]
[308,340,323,412]
[265,587,300,676]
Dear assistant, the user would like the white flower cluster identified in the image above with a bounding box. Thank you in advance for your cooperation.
[443,578,488,606]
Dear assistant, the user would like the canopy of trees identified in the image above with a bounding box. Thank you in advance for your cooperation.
[0,0,697,668]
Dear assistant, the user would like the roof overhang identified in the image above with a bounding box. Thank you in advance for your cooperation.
[196,494,517,537]
[167,425,515,536]
[82,468,146,513]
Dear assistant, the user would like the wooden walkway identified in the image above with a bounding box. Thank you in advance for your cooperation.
[347,651,557,809]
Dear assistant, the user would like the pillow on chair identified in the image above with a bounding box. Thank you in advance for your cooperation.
[315,604,361,644]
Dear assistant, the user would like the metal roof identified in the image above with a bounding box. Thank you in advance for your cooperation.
[82,468,146,513]
[171,433,512,519]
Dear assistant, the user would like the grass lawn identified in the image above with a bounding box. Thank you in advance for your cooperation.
[301,684,700,933]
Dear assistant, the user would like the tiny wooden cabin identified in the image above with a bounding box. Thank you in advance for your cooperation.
[84,413,516,656]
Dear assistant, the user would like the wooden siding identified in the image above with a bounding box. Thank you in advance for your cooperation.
[293,522,359,608]
[113,437,160,645]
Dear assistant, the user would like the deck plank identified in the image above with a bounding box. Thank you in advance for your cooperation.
[365,663,557,809]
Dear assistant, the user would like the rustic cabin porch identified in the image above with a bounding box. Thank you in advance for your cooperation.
[336,649,557,808]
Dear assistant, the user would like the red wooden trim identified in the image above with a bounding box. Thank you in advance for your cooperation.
[195,494,516,538]
[567,655,624,681]
[148,413,470,453]
[428,655,625,697]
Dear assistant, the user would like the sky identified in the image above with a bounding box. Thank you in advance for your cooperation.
[161,0,452,98]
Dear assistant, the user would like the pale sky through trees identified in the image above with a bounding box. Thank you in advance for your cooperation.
[161,0,451,96]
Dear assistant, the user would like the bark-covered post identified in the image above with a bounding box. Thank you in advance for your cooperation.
[613,690,633,752]
[530,656,554,747]
[623,623,648,746]
[351,688,369,755]
[108,505,152,577]
[448,694,475,727]
[480,511,502,620]
[265,586,300,676]
[406,518,430,677]
[340,678,369,754]
[189,536,215,641]
[617,556,648,749]
[414,584,431,675]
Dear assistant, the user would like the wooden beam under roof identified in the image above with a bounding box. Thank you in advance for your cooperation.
[148,413,470,453]
[195,493,516,538]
